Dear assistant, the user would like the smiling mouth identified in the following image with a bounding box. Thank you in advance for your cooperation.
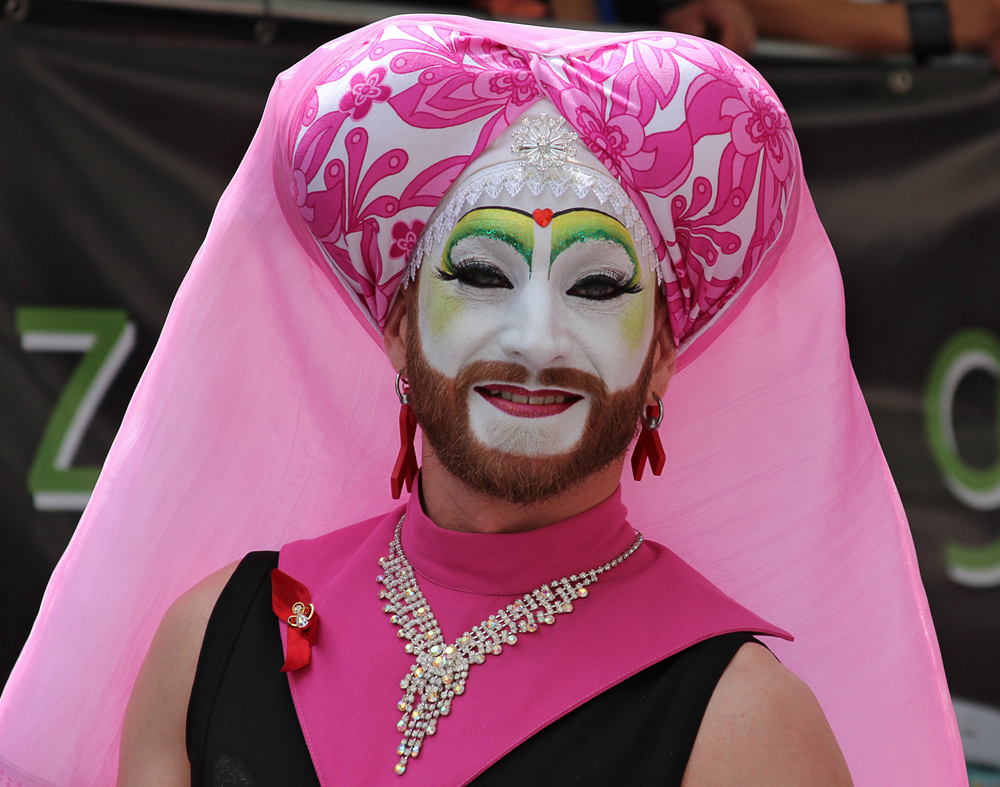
[474,385,583,418]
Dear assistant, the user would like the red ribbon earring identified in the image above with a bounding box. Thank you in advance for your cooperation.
[631,393,665,482]
[391,372,418,499]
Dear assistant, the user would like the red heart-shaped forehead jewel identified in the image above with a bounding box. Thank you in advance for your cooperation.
[532,208,553,227]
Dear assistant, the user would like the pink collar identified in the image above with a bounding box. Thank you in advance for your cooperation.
[402,487,635,596]
[280,491,788,786]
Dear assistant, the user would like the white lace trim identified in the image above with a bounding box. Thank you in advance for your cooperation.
[405,161,659,285]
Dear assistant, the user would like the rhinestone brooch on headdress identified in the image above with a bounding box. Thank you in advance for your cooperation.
[511,114,578,171]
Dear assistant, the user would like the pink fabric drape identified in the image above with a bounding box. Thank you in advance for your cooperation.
[0,16,965,786]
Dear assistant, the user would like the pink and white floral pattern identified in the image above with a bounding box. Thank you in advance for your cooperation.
[287,20,797,351]
[338,67,392,120]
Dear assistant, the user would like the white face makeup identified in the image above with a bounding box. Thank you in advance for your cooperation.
[415,195,657,457]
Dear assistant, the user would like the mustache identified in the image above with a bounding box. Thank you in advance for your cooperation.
[455,360,609,399]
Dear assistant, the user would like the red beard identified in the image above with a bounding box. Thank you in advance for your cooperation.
[406,322,654,505]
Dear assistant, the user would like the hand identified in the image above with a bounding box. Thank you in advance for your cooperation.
[661,0,758,56]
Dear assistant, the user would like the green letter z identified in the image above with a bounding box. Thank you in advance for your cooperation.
[17,307,136,511]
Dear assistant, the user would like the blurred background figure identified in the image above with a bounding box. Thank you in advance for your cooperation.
[482,0,1000,64]
[740,0,1000,64]
[615,0,758,56]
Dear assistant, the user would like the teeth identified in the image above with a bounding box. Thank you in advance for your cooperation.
[490,389,570,405]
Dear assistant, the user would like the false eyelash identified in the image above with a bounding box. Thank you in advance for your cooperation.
[437,259,488,281]
[436,259,513,288]
[568,272,643,300]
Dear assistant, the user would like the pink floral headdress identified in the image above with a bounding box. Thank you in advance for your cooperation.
[286,19,795,361]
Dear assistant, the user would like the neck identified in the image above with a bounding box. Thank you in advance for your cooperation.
[418,441,625,534]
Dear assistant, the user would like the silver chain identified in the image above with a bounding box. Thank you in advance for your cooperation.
[377,515,644,775]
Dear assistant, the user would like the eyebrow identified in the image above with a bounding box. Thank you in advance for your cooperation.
[549,209,640,282]
[443,207,535,271]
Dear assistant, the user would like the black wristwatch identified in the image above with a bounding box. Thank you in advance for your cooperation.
[905,0,953,62]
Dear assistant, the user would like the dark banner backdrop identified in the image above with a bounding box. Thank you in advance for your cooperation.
[4,11,1000,773]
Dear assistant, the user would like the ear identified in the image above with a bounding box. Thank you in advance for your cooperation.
[647,296,677,404]
[383,286,411,374]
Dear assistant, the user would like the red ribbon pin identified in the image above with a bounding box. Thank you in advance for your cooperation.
[272,568,317,672]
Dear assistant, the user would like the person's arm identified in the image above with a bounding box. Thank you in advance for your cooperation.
[745,0,1000,63]
[745,0,909,53]
[661,0,758,55]
[682,642,854,786]
[615,0,757,56]
[117,561,240,787]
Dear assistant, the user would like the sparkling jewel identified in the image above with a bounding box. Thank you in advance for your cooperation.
[511,113,578,171]
[379,515,642,775]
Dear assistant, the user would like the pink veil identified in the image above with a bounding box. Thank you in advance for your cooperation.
[0,15,965,786]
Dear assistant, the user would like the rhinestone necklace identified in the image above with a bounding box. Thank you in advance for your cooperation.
[377,515,644,775]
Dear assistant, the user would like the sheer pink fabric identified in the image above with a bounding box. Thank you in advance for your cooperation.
[0,16,965,786]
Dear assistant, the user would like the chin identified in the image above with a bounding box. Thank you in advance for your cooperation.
[467,398,591,457]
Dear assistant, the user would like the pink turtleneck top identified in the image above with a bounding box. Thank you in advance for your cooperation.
[279,488,788,786]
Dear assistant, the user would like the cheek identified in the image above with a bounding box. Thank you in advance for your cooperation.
[421,271,465,338]
[570,292,655,392]
[417,267,499,378]
[619,289,654,353]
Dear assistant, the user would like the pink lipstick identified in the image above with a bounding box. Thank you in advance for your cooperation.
[474,384,582,418]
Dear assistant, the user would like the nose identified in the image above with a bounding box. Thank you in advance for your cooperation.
[496,281,571,370]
